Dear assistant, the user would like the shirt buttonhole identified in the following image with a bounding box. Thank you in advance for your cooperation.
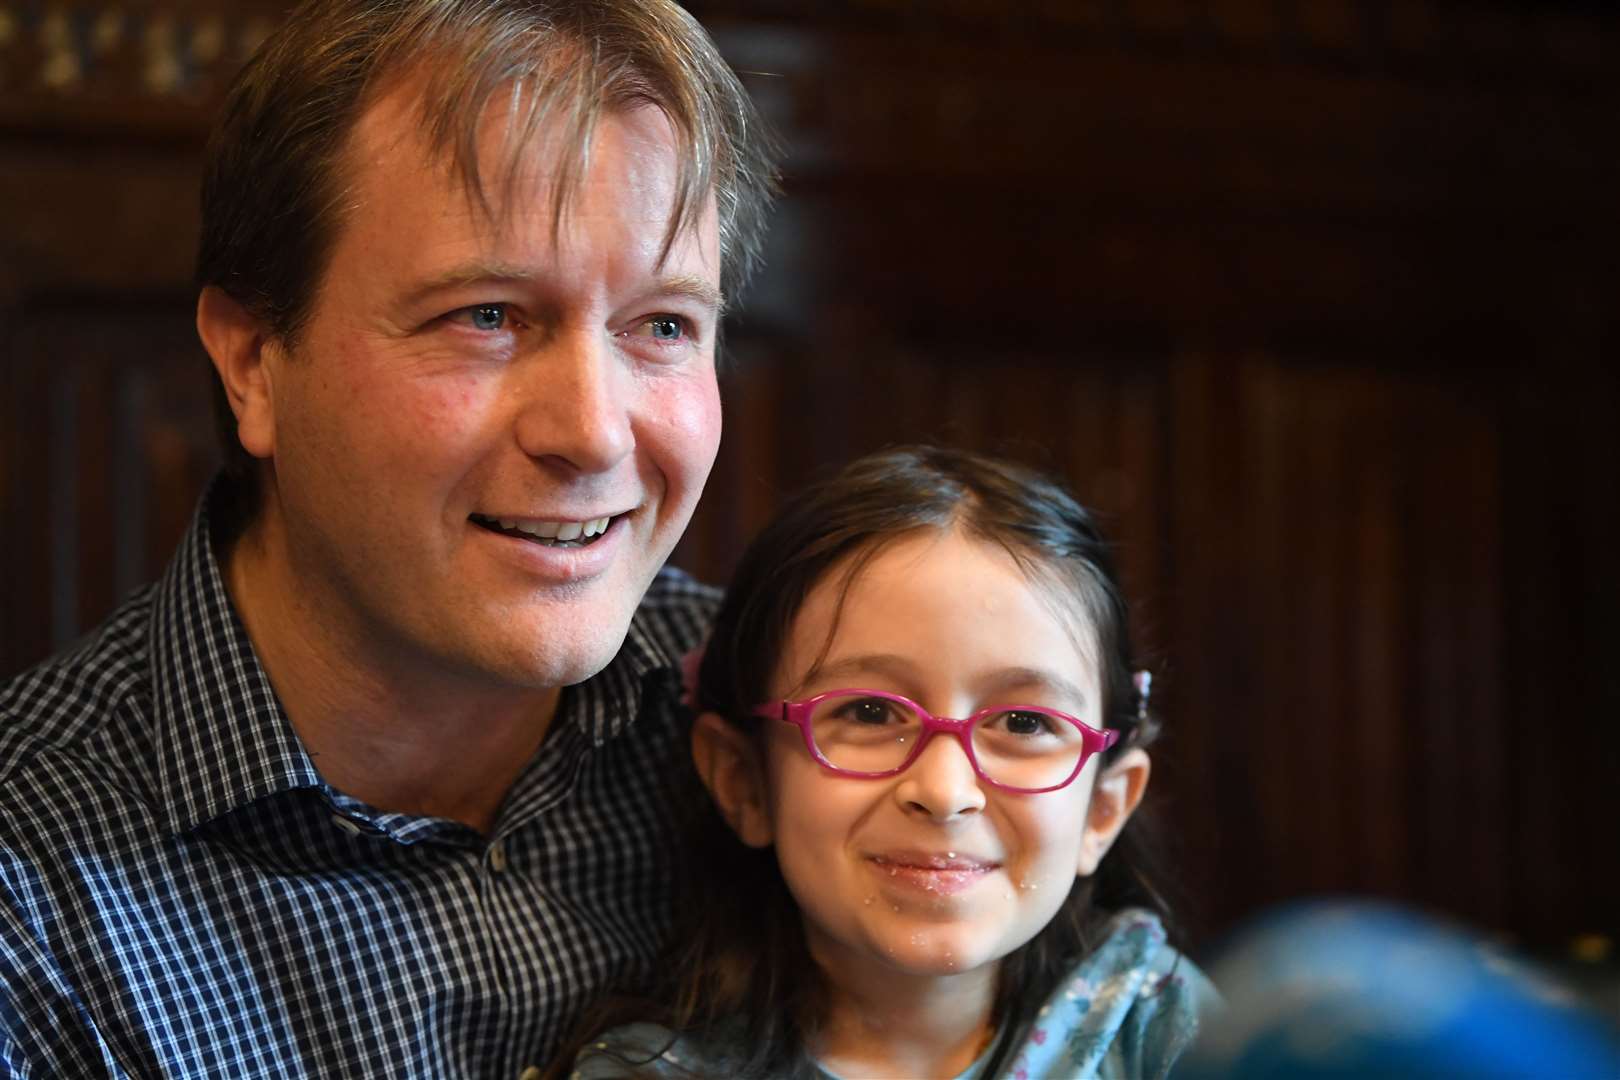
[331,813,386,839]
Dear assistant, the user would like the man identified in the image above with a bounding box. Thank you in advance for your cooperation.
[0,1,776,1075]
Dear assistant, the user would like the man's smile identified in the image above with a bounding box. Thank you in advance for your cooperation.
[468,512,626,547]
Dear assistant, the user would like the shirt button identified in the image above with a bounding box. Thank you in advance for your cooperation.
[489,840,509,873]
[331,814,364,837]
[517,1067,541,1080]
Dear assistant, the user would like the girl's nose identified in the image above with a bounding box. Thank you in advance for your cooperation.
[894,733,987,820]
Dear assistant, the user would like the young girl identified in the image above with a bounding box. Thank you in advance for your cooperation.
[563,446,1216,1079]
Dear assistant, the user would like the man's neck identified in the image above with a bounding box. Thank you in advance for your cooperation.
[221,512,561,836]
[809,940,998,1080]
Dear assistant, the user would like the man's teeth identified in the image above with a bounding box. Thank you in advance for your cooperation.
[494,516,612,542]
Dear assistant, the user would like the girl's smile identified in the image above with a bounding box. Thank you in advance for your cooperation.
[867,851,1001,897]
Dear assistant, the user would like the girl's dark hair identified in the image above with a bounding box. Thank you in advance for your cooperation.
[554,445,1173,1079]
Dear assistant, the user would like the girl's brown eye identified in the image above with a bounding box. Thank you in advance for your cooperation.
[990,710,1058,737]
[1007,711,1049,735]
[841,699,893,725]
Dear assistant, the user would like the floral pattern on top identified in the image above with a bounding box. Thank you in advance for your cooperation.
[574,908,1218,1080]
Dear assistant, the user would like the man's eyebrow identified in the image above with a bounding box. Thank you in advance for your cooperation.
[398,261,538,308]
[653,274,727,316]
[397,263,725,314]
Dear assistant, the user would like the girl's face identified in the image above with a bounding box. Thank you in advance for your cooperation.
[716,529,1140,982]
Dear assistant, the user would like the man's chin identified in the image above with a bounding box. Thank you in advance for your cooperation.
[476,622,633,692]
[423,565,652,691]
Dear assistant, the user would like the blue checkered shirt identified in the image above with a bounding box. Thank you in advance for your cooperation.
[0,484,717,1078]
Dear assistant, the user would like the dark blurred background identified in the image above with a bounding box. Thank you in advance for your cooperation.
[2,0,1617,964]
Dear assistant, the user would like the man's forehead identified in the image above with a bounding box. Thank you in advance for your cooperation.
[325,70,720,304]
[340,68,713,256]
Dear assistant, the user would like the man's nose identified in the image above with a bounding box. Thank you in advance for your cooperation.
[894,733,987,821]
[512,328,634,473]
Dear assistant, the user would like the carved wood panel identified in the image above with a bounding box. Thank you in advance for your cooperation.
[0,299,217,673]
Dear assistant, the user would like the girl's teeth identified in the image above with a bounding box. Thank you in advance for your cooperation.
[555,521,583,542]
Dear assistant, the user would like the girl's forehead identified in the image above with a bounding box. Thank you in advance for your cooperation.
[775,529,1101,698]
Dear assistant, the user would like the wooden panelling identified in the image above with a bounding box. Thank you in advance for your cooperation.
[1,300,217,672]
[0,1,284,133]
[3,0,1617,951]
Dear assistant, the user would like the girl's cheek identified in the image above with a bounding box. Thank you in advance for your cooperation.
[1017,799,1094,886]
[762,739,816,833]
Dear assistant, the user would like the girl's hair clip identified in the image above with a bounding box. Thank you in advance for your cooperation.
[1133,669,1152,723]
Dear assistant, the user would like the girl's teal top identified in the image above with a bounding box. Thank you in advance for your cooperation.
[572,909,1218,1079]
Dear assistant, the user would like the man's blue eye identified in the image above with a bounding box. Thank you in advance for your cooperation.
[649,317,682,341]
[467,304,505,331]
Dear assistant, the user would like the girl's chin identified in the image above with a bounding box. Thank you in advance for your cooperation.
[872,930,1005,979]
[889,956,985,978]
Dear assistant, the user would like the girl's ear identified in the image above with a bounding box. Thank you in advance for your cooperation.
[1077,748,1150,877]
[196,285,279,461]
[691,712,774,848]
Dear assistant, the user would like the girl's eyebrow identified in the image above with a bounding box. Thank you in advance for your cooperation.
[800,652,916,690]
[978,667,1090,711]
[800,656,1089,710]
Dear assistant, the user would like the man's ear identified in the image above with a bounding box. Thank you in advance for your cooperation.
[691,712,773,848]
[1077,748,1150,877]
[196,285,279,461]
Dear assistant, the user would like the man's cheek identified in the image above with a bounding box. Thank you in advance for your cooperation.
[345,374,496,468]
[653,371,723,481]
[402,376,493,438]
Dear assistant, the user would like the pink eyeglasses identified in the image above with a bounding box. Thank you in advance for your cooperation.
[752,688,1119,794]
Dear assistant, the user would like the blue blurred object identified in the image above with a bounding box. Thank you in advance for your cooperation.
[1177,901,1620,1079]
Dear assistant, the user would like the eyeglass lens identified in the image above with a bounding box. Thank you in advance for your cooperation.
[807,693,1089,789]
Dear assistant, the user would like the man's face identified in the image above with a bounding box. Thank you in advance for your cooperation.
[257,80,723,692]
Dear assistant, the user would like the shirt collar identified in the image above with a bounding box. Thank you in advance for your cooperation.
[486,583,685,835]
[148,480,325,836]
